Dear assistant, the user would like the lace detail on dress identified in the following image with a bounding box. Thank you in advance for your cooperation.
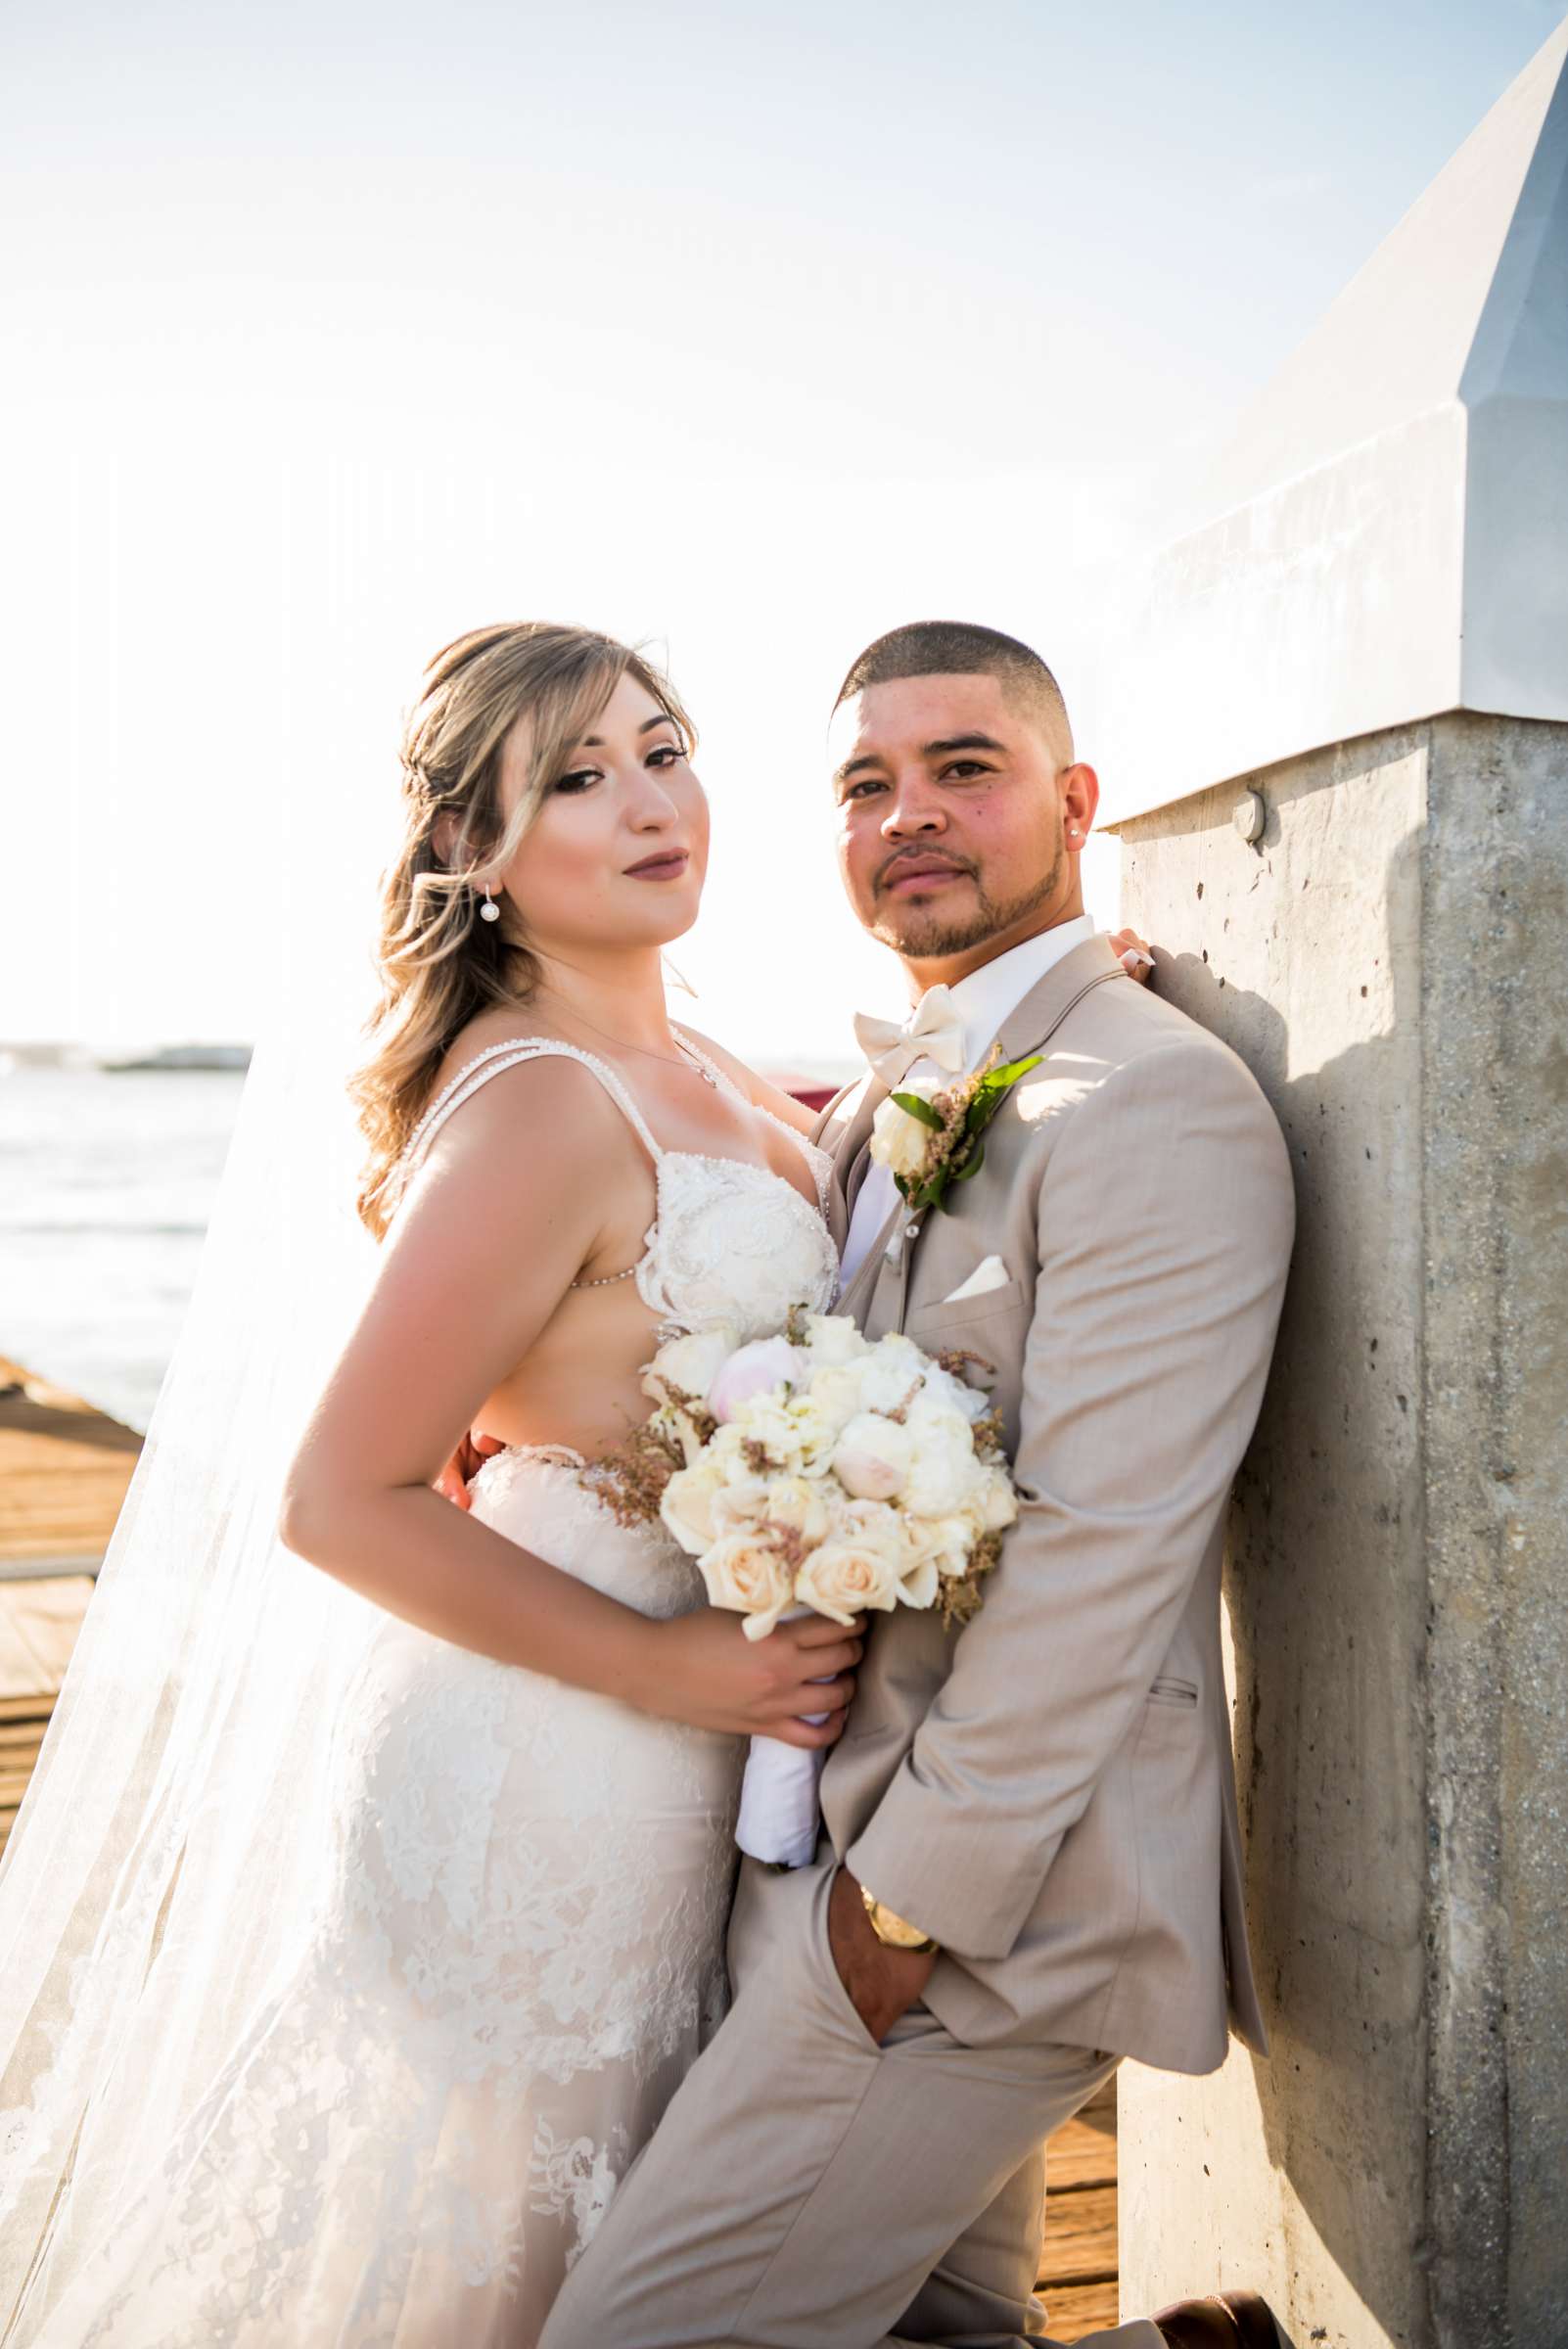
[636,1153,839,1341]
[390,1037,840,1344]
[529,2118,626,2271]
[19,1457,741,2348]
[10,1063,839,2348]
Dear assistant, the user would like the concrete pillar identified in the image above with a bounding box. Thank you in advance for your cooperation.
[1084,23,1568,2347]
[1110,714,1567,2349]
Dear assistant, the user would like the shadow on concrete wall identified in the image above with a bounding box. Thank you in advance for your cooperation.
[1152,817,1428,2349]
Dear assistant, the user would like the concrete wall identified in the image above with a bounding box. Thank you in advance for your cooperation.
[1108,714,1568,2349]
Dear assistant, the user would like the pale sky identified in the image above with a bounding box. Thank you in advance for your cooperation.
[2,0,1557,1063]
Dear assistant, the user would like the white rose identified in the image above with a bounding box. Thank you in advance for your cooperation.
[641,1325,737,1413]
[870,1082,941,1187]
[918,1359,992,1424]
[806,1362,873,1437]
[976,1466,1019,1533]
[902,1405,986,1519]
[800,1313,869,1369]
[710,1473,775,1535]
[904,1510,979,1583]
[794,1530,903,1627]
[853,1341,930,1419]
[732,1388,840,1471]
[699,1531,800,1641]
[660,1452,730,1556]
[760,1474,832,1547]
[831,1409,916,1503]
[897,1548,941,1610]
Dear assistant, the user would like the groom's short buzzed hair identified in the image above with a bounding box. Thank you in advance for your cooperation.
[833,621,1075,766]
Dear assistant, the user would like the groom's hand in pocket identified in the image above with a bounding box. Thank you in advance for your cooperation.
[828,1865,936,2046]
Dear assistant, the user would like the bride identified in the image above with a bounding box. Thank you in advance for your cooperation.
[0,622,862,2346]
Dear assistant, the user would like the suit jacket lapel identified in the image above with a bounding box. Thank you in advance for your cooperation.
[820,936,1128,1313]
[990,933,1129,1067]
[814,1074,883,1261]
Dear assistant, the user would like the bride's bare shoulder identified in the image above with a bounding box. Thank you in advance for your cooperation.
[673,1024,816,1136]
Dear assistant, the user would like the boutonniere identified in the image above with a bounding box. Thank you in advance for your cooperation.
[869,1047,1042,1214]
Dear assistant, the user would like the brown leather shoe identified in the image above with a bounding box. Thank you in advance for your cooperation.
[1153,2289,1284,2348]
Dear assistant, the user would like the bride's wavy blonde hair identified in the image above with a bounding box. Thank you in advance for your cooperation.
[352,621,693,1236]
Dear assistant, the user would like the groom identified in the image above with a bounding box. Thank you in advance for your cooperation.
[541,622,1296,2349]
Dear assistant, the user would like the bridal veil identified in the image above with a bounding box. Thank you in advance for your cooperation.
[0,886,394,2340]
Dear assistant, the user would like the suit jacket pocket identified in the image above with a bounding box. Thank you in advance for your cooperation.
[904,1274,1027,1335]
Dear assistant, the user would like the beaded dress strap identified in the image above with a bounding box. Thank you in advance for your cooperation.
[396,1039,665,1196]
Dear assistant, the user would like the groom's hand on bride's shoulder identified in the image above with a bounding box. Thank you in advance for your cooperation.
[827,1866,936,2047]
[434,1430,508,1511]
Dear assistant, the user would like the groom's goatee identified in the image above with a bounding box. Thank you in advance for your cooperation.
[872,857,1064,958]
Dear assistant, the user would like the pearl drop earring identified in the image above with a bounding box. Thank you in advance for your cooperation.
[479,885,500,924]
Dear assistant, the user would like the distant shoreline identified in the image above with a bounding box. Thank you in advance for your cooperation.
[0,1043,254,1075]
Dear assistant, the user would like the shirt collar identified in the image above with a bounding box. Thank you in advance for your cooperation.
[942,914,1099,1072]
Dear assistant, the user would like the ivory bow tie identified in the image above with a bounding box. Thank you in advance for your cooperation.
[853,985,968,1089]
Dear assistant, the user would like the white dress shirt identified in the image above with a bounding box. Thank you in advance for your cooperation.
[839,916,1099,1289]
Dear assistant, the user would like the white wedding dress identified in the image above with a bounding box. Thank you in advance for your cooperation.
[18,1039,838,2349]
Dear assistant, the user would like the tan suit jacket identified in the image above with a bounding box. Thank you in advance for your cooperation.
[813,933,1294,2076]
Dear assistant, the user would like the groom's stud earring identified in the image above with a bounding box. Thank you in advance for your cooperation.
[479,884,501,924]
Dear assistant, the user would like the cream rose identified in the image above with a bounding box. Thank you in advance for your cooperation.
[794,1531,902,1627]
[699,1531,800,1641]
[831,1410,916,1503]
[870,1081,941,1187]
[659,1452,733,1555]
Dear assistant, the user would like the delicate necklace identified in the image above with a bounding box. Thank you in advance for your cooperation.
[539,996,718,1086]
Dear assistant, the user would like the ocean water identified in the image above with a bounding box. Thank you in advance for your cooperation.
[1,1068,247,1433]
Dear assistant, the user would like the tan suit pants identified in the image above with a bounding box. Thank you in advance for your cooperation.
[538,1857,1165,2349]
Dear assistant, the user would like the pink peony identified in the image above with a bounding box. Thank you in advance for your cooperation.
[707,1335,807,1425]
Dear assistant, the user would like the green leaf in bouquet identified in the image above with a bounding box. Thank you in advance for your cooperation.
[952,1138,986,1182]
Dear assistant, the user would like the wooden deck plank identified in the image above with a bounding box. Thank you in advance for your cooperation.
[1045,2109,1118,2190]
[0,1357,141,1565]
[0,1607,55,1704]
[1038,2183,1119,2287]
[1040,2079,1118,2314]
[0,1578,95,1689]
[1040,2277,1122,2340]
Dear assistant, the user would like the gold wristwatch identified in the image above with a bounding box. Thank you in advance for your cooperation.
[860,1883,939,1955]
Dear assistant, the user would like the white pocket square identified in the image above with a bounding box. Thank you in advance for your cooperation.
[942,1255,1011,1303]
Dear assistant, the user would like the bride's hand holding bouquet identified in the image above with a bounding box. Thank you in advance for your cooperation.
[591,1308,1018,1865]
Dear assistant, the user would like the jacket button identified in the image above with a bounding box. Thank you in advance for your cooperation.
[904,1221,921,1239]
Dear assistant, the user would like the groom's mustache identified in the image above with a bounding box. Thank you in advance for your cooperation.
[874,849,979,895]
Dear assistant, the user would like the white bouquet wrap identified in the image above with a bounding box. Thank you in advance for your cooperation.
[617,1309,1018,1867]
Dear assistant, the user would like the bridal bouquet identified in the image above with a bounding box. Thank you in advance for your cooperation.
[588,1308,1018,1866]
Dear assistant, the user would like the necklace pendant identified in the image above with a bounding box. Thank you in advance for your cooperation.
[701,1067,717,1086]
